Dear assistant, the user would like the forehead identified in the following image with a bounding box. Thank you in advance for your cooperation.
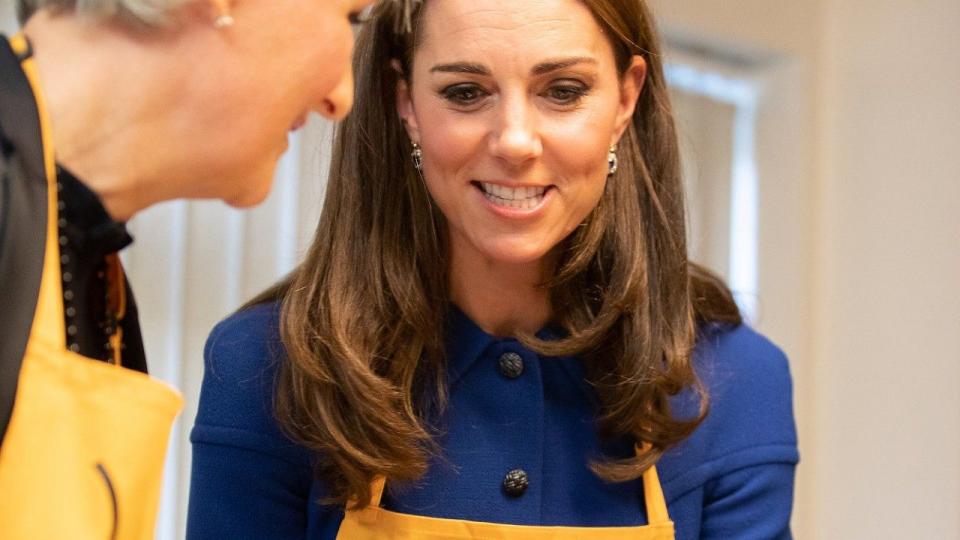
[415,0,611,66]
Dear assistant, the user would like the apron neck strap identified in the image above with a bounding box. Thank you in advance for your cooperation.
[369,475,387,508]
[640,463,670,525]
[634,443,670,525]
[8,33,66,351]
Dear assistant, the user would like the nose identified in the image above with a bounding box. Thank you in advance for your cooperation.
[319,66,355,121]
[488,95,542,166]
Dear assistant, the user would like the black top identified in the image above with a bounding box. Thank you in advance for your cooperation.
[56,165,147,372]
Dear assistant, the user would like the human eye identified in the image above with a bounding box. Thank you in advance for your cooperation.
[543,81,589,106]
[440,83,490,107]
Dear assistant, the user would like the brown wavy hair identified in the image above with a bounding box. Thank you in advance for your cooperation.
[248,0,741,507]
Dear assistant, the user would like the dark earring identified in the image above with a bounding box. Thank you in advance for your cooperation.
[607,144,618,176]
[412,142,423,171]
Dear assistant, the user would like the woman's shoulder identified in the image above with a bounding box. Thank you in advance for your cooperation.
[192,301,306,463]
[695,322,792,391]
[188,302,319,538]
[659,323,799,495]
[203,301,284,380]
[201,302,285,404]
[694,323,796,446]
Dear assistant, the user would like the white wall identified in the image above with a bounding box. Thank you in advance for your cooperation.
[655,0,960,537]
[812,0,960,537]
[0,0,16,34]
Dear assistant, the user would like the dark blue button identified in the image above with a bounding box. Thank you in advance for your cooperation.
[503,469,529,497]
[498,352,524,379]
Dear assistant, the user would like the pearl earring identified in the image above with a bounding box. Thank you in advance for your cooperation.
[608,144,619,176]
[214,14,234,28]
[213,2,234,29]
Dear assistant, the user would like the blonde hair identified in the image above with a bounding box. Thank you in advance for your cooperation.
[18,0,187,25]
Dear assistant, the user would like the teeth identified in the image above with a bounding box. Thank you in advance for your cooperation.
[479,182,546,201]
[488,191,543,209]
[483,191,544,209]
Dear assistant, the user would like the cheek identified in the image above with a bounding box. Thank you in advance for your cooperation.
[272,11,354,106]
[561,170,607,237]
[542,123,613,234]
[547,109,616,174]
[309,30,353,96]
[418,108,487,189]
[548,130,610,205]
[557,136,609,182]
[548,103,617,174]
[419,106,481,154]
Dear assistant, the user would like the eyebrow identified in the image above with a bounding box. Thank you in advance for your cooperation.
[430,62,489,75]
[429,57,598,76]
[531,57,598,75]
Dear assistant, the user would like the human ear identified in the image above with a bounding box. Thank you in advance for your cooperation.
[392,59,421,143]
[208,0,231,20]
[612,55,647,144]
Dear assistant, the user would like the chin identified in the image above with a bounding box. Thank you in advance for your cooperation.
[234,183,274,207]
[222,183,270,208]
[225,193,265,209]
[222,167,276,208]
[478,238,555,266]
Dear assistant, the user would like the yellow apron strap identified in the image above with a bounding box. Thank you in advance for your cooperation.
[641,465,670,525]
[634,443,671,525]
[9,33,65,352]
[369,475,387,508]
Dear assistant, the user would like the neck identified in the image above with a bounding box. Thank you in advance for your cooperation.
[23,10,192,221]
[449,240,556,338]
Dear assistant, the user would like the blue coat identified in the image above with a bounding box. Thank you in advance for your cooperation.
[187,303,798,539]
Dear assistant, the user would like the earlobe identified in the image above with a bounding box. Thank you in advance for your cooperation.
[613,55,648,143]
[208,0,234,27]
[393,62,421,143]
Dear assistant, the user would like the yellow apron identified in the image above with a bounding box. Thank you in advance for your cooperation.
[338,456,675,539]
[0,34,183,540]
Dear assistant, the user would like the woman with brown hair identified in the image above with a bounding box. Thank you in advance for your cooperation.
[187,0,798,538]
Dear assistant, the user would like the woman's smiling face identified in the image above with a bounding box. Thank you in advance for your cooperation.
[397,0,645,267]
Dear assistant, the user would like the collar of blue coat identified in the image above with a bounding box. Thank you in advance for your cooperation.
[443,305,595,403]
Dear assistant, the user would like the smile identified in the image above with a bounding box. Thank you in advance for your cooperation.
[476,182,551,210]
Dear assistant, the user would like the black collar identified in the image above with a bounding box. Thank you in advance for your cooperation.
[57,165,133,255]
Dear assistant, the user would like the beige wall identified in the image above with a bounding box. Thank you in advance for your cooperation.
[813,0,960,537]
[1,1,15,34]
[654,0,960,538]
